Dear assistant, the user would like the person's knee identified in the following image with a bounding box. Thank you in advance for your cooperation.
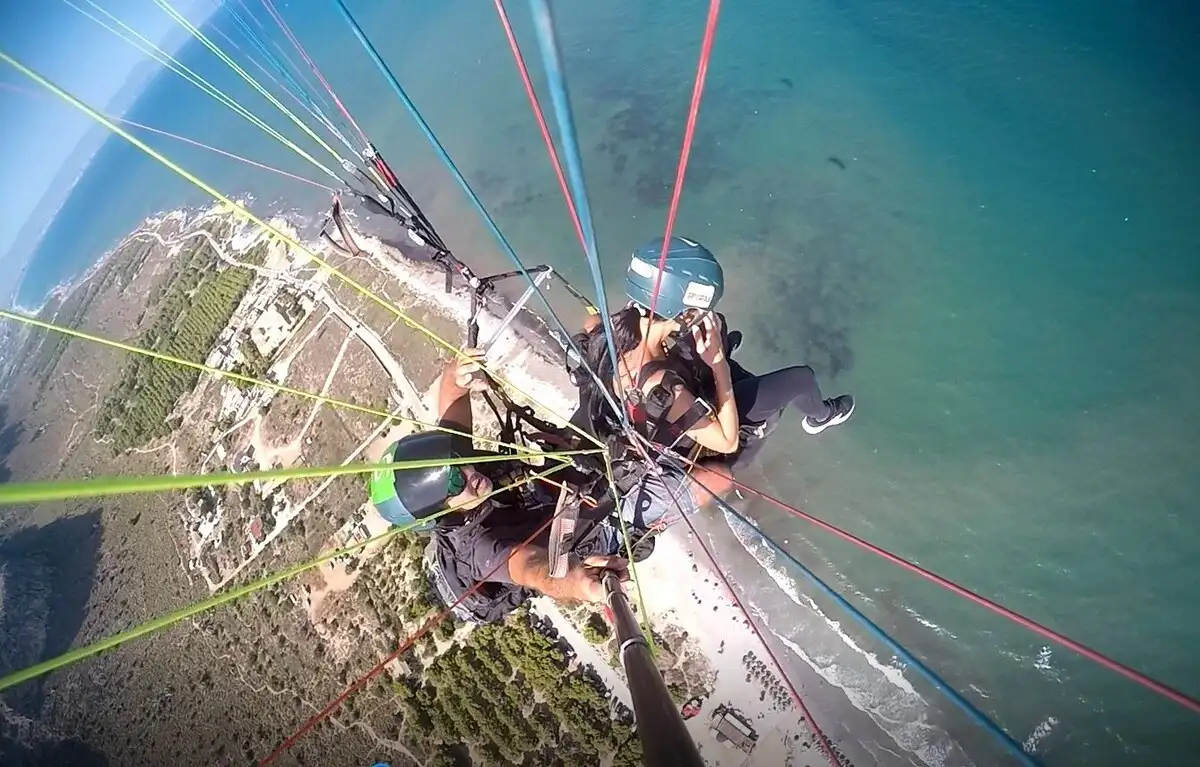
[781,365,818,389]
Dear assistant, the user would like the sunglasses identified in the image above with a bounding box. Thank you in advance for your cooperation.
[446,465,467,496]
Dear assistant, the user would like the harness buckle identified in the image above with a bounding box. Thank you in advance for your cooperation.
[548,485,582,579]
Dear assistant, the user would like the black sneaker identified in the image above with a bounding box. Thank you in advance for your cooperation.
[740,411,780,442]
[725,329,743,355]
[803,394,855,435]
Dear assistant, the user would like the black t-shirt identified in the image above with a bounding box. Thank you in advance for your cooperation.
[436,419,554,584]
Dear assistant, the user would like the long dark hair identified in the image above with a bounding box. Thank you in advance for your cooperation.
[582,306,643,396]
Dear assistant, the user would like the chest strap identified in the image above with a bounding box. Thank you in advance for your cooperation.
[625,359,713,449]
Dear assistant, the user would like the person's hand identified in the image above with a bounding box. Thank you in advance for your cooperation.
[693,313,726,367]
[567,555,629,604]
[450,348,491,392]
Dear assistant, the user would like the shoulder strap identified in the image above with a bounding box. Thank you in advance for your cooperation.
[671,398,714,437]
[634,357,681,391]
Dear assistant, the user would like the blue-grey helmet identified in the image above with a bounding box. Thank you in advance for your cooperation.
[624,236,724,318]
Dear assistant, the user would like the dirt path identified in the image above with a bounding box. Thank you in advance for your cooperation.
[197,629,423,766]
[279,328,355,466]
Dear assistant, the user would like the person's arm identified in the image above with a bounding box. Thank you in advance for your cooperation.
[645,315,740,454]
[435,348,488,427]
[650,375,738,454]
[507,546,627,604]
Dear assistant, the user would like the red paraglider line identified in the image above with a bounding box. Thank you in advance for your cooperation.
[258,0,371,147]
[641,0,721,325]
[726,474,1200,715]
[257,514,558,766]
[492,0,589,256]
[677,508,840,766]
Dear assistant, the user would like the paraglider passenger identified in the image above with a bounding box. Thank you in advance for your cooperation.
[579,236,854,525]
[368,351,627,624]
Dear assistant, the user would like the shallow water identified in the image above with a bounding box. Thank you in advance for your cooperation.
[12,0,1200,763]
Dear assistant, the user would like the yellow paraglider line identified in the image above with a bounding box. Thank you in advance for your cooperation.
[0,461,574,691]
[61,0,345,183]
[0,308,560,458]
[0,50,604,451]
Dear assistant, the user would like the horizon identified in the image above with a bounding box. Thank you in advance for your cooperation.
[0,0,215,308]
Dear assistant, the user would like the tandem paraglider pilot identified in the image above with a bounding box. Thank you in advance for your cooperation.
[368,349,629,624]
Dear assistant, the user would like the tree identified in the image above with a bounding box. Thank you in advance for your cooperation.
[427,747,458,767]
[581,612,610,644]
[434,618,456,642]
[477,741,504,765]
[611,735,644,767]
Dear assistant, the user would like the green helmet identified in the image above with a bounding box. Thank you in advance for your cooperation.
[624,236,724,318]
[368,432,465,528]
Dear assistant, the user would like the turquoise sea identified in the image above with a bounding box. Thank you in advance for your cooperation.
[10,0,1200,764]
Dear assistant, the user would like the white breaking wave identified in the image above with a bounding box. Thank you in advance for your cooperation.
[1033,646,1061,683]
[724,511,974,767]
[901,604,960,640]
[1023,716,1057,753]
[999,646,1062,685]
[10,302,42,316]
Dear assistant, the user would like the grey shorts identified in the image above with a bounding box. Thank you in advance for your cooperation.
[619,462,702,530]
[424,539,482,624]
[593,465,701,557]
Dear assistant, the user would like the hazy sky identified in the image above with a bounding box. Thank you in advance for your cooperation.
[0,0,213,297]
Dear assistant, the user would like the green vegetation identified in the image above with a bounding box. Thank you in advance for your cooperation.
[393,609,641,766]
[231,339,271,387]
[352,534,640,765]
[275,291,305,324]
[581,611,611,645]
[96,233,268,452]
[15,236,158,392]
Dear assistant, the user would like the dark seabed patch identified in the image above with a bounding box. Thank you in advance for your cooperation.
[467,167,508,199]
[739,195,874,379]
[587,75,789,208]
[0,731,111,767]
[492,181,551,220]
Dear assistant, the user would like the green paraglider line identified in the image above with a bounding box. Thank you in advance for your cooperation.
[0,52,595,451]
[0,450,595,506]
[0,308,566,458]
[149,0,354,172]
[61,0,345,182]
[0,52,599,451]
[603,451,656,656]
[0,81,335,190]
[0,462,572,692]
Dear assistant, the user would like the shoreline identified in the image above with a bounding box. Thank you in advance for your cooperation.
[23,201,933,767]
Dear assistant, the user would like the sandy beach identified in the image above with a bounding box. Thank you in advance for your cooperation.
[621,527,839,767]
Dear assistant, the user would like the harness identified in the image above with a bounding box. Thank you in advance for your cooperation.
[624,356,715,455]
[425,488,615,625]
[576,350,715,494]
